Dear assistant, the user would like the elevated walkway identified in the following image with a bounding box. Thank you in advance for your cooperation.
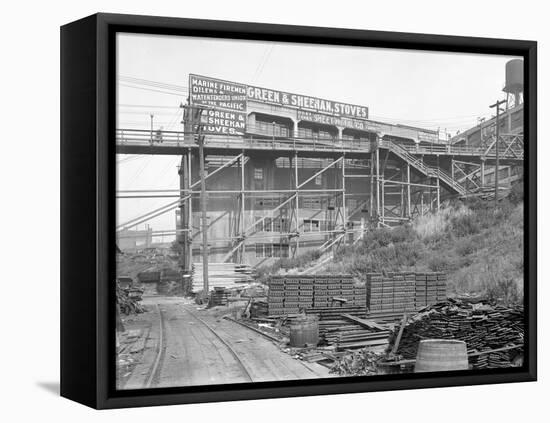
[115,129,524,164]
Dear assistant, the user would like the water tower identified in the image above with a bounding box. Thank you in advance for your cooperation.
[502,59,523,109]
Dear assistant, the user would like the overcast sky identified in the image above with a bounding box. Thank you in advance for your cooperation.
[116,32,520,238]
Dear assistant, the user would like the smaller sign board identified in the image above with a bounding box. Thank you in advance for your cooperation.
[189,74,247,135]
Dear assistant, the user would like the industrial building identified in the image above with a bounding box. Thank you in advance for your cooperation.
[116,60,524,271]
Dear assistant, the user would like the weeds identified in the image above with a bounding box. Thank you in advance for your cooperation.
[330,200,524,305]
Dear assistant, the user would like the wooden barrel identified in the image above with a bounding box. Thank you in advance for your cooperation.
[414,339,468,373]
[289,315,319,347]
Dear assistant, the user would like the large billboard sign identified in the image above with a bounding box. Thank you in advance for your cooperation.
[189,75,435,143]
[189,74,371,136]
[247,85,369,120]
[189,74,247,135]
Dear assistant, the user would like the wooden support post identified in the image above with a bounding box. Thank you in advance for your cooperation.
[187,149,193,269]
[481,160,485,187]
[407,163,411,218]
[436,177,440,211]
[381,180,385,225]
[429,178,433,212]
[240,152,245,263]
[452,160,456,180]
[294,152,300,255]
[399,167,407,218]
[370,153,374,218]
[421,183,425,215]
[342,155,347,244]
[376,148,380,223]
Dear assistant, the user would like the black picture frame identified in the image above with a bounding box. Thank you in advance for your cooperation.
[60,12,537,409]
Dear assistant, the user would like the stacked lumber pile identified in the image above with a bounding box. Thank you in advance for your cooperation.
[192,262,254,293]
[366,272,447,320]
[208,287,230,307]
[388,299,524,369]
[117,285,146,315]
[304,306,389,350]
[414,272,447,308]
[268,275,366,316]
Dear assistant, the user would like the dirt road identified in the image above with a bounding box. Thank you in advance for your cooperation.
[120,296,331,389]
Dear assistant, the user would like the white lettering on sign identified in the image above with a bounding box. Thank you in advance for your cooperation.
[247,85,368,119]
[190,75,248,135]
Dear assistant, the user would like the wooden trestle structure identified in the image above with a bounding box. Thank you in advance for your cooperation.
[115,127,524,272]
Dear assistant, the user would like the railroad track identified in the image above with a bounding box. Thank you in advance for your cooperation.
[144,304,166,388]
[182,306,254,383]
[144,302,254,387]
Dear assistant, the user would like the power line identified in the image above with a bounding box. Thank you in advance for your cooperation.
[119,83,188,97]
[118,75,188,92]
[118,104,181,109]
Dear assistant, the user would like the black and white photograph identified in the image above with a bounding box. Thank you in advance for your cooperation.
[114,32,526,390]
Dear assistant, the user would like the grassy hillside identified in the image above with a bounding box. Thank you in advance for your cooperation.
[326,193,524,304]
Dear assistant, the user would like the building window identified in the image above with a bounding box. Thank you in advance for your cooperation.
[347,198,358,211]
[255,243,264,258]
[254,168,263,180]
[255,218,264,232]
[303,197,321,209]
[272,217,289,233]
[315,174,322,185]
[264,244,272,257]
[264,217,272,232]
[281,244,289,258]
[303,219,320,232]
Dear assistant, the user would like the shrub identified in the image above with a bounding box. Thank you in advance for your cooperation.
[486,276,522,305]
[450,213,480,237]
[508,180,524,205]
[463,196,484,211]
[389,224,415,244]
[428,255,449,272]
[364,227,393,248]
[455,238,477,256]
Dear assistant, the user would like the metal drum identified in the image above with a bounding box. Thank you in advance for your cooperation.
[414,339,468,373]
[289,315,319,347]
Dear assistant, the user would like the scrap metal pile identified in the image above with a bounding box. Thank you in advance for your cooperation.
[388,299,524,369]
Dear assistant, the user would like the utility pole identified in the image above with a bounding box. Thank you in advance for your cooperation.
[185,104,209,299]
[178,102,188,274]
[195,106,209,299]
[489,99,506,208]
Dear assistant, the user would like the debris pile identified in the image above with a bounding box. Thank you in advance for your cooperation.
[388,299,524,369]
[330,349,383,376]
[268,275,366,316]
[249,300,269,318]
[117,285,146,315]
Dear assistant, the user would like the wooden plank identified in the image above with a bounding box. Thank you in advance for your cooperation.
[340,313,388,331]
[391,313,408,355]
